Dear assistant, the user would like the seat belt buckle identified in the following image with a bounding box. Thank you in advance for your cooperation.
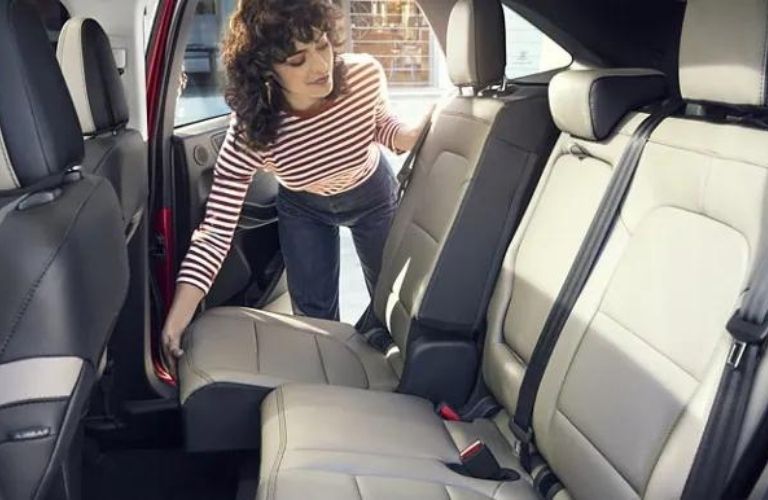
[437,402,462,422]
[459,440,503,480]
[726,310,768,368]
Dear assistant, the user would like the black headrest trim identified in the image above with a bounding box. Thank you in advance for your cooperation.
[588,73,669,140]
[80,18,130,134]
[0,0,83,188]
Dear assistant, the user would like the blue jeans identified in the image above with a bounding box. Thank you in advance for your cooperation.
[275,156,398,321]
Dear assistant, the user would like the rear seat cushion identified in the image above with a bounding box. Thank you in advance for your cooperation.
[253,66,672,498]
[259,383,522,467]
[258,384,539,500]
[179,307,399,406]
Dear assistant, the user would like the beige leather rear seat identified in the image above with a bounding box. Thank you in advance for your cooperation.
[179,0,559,451]
[254,0,768,498]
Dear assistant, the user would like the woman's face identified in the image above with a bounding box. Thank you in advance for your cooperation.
[273,32,334,110]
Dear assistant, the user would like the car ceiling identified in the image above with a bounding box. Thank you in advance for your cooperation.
[420,0,686,93]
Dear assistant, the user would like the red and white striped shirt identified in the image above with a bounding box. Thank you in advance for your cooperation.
[177,53,405,294]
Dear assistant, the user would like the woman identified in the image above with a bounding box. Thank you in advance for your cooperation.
[162,0,428,358]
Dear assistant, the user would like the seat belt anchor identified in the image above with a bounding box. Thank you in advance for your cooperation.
[725,310,768,368]
[508,419,533,456]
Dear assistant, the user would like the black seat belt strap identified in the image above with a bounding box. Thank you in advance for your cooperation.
[396,117,432,201]
[509,99,684,471]
[681,254,768,500]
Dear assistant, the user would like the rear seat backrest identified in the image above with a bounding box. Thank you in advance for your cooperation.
[373,0,557,372]
[483,68,667,413]
[525,1,768,497]
[57,17,148,239]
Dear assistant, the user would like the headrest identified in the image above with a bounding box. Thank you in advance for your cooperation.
[57,18,129,135]
[446,0,506,88]
[679,0,768,106]
[549,69,668,141]
[0,0,83,191]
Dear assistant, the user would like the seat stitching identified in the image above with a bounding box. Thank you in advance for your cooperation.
[444,483,453,500]
[645,135,768,171]
[290,446,452,461]
[438,109,493,126]
[0,180,102,356]
[411,220,440,244]
[352,475,363,500]
[599,309,704,383]
[346,337,372,389]
[184,333,212,385]
[291,467,500,498]
[268,387,287,500]
[554,408,638,494]
[641,386,698,498]
[314,335,330,384]
[491,480,505,499]
[252,319,260,372]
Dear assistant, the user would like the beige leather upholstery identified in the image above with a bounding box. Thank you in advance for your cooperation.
[57,18,97,134]
[179,307,398,405]
[373,92,546,352]
[181,85,556,449]
[261,292,293,315]
[679,0,768,105]
[179,0,559,451]
[446,0,505,88]
[531,113,767,499]
[0,357,83,408]
[257,113,768,500]
[253,69,672,499]
[260,274,293,315]
[0,126,19,191]
[482,124,628,414]
[259,385,540,500]
[253,2,768,492]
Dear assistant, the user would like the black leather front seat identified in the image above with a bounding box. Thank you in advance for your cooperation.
[0,2,129,499]
[56,16,148,241]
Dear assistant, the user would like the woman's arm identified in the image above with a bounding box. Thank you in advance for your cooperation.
[392,107,433,152]
[162,283,205,358]
[371,57,433,153]
[162,117,263,359]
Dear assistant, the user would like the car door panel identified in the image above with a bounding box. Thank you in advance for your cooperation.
[172,116,283,308]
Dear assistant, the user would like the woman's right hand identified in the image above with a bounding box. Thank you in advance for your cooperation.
[161,283,206,362]
[162,319,188,359]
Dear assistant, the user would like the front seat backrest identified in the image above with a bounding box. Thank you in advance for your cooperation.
[0,2,129,499]
[57,17,148,240]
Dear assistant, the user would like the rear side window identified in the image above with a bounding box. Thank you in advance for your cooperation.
[502,5,571,79]
[174,0,449,128]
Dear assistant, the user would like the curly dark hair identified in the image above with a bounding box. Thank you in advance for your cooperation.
[221,0,347,150]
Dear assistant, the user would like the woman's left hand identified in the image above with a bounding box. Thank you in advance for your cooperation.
[395,105,435,151]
